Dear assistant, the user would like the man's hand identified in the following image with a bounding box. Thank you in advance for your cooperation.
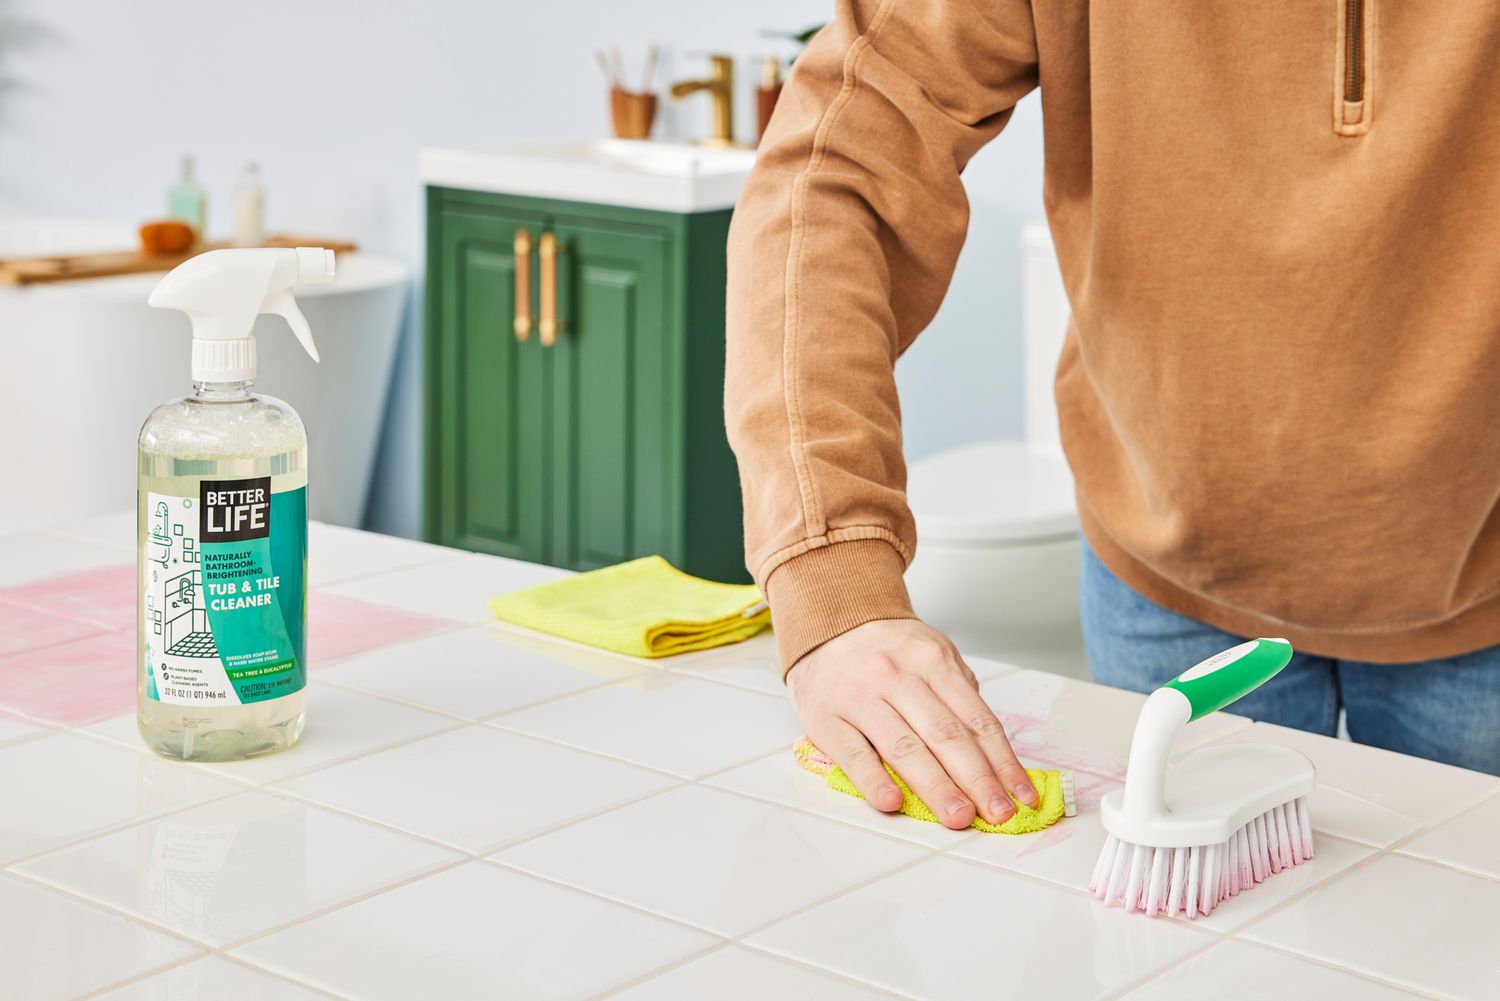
[787,619,1037,830]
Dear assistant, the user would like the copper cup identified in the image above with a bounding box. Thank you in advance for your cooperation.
[610,88,658,140]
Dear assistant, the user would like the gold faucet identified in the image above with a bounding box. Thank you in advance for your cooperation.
[670,54,735,145]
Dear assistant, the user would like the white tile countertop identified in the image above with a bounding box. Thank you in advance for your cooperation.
[2,514,1498,1000]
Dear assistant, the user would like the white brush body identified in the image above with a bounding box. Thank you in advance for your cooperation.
[1101,742,1316,847]
[1092,685,1316,919]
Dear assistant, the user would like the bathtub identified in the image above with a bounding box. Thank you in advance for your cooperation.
[0,219,408,531]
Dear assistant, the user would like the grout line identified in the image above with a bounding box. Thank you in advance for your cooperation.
[249,784,483,857]
[584,940,734,1001]
[1212,836,1391,940]
[480,777,697,858]
[1381,847,1500,885]
[1,785,264,874]
[73,707,473,790]
[657,665,788,700]
[1235,937,1455,1001]
[1384,780,1500,842]
[471,720,701,780]
[692,771,970,855]
[72,951,358,1001]
[315,661,654,726]
[482,664,792,720]
[0,785,250,873]
[729,849,945,945]
[477,715,774,783]
[72,953,212,1001]
[0,727,63,752]
[481,856,733,942]
[595,940,918,1001]
[1091,933,1228,1001]
[265,768,693,861]
[586,941,736,1001]
[738,942,928,1001]
[1,868,212,956]
[313,617,473,660]
[203,954,360,1000]
[310,552,471,588]
[220,856,476,955]
[35,525,135,554]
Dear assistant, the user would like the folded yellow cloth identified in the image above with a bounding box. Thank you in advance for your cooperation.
[794,737,1074,834]
[489,556,771,658]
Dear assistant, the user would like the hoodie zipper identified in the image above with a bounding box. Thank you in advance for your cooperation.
[1336,0,1371,134]
[1344,0,1365,102]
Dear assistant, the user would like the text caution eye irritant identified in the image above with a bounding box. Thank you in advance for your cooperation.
[137,247,333,761]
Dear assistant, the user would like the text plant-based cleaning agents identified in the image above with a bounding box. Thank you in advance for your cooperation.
[137,247,333,761]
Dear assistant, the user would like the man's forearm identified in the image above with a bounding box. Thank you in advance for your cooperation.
[723,0,1040,673]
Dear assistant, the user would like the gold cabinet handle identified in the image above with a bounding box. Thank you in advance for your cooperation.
[513,229,533,341]
[539,232,558,346]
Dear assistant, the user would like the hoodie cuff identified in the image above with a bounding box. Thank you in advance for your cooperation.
[763,539,916,678]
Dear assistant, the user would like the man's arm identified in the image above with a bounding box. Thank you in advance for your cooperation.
[725,0,1042,829]
[726,0,1040,670]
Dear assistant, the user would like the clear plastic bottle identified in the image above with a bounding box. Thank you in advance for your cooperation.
[137,381,308,761]
[136,246,332,762]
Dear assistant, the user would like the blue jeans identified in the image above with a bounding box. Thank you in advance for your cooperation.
[1080,542,1500,775]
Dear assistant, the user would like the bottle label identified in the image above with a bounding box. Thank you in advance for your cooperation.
[141,479,306,706]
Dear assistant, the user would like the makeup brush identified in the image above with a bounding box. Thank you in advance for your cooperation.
[610,46,626,90]
[641,44,658,92]
[593,49,619,88]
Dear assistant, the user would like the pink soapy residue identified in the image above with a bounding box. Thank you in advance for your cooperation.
[1017,824,1077,857]
[307,592,450,666]
[0,564,136,634]
[0,631,138,725]
[0,600,107,657]
[1000,711,1127,783]
[0,563,448,725]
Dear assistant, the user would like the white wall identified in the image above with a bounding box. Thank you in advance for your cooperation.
[0,0,1044,538]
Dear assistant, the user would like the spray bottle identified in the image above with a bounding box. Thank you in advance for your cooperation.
[137,247,333,761]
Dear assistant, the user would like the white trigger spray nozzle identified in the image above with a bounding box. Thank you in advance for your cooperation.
[148,247,335,381]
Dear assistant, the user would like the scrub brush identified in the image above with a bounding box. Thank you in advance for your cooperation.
[1092,638,1316,919]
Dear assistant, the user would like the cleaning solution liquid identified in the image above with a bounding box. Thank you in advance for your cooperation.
[137,247,333,761]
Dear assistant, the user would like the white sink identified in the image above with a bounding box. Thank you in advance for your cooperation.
[419,140,757,213]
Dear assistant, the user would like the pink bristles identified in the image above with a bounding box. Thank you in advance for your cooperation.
[1089,796,1315,918]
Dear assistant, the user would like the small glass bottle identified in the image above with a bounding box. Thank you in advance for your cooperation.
[233,162,265,247]
[168,155,208,239]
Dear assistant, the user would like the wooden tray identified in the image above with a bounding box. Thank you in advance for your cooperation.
[0,235,359,286]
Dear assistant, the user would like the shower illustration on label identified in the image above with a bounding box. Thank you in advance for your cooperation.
[147,500,173,568]
[144,497,218,660]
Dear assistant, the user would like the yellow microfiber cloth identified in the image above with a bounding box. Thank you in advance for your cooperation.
[488,555,771,658]
[794,737,1076,834]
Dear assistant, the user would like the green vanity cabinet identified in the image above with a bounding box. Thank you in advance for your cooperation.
[424,187,749,583]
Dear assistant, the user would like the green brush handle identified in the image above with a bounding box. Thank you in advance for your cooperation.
[1163,638,1293,720]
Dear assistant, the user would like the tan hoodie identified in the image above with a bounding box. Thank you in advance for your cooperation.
[725,0,1500,674]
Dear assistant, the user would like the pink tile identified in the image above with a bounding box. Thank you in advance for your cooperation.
[0,587,449,723]
[0,631,138,726]
[0,564,136,633]
[0,601,106,657]
[308,592,451,668]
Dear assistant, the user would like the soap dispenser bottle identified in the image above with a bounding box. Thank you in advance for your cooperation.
[233,162,265,247]
[168,155,208,239]
[137,247,333,761]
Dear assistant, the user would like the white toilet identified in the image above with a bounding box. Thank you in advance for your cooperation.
[904,224,1090,678]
